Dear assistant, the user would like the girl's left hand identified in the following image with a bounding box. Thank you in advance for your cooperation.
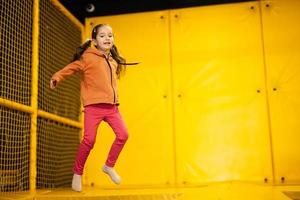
[50,79,57,89]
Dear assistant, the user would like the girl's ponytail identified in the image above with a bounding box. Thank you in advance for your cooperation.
[110,45,139,79]
[110,45,125,79]
[72,39,92,62]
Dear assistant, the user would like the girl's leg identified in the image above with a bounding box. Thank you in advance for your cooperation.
[102,106,128,184]
[104,106,129,167]
[73,105,104,175]
[72,104,105,191]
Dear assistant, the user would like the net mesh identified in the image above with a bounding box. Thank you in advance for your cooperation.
[37,0,82,189]
[36,118,80,188]
[0,106,30,192]
[0,0,32,192]
[0,0,33,105]
[0,0,82,193]
[38,0,82,121]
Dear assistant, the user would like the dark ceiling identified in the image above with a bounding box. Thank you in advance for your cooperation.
[59,0,255,24]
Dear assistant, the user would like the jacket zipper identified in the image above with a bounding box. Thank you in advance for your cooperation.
[105,58,116,103]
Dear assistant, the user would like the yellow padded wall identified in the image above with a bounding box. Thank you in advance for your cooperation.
[170,2,273,184]
[83,0,300,187]
[85,11,175,186]
[260,0,300,184]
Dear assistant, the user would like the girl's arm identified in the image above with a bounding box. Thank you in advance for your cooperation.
[50,60,84,89]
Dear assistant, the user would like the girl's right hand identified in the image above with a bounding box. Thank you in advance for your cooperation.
[50,79,57,89]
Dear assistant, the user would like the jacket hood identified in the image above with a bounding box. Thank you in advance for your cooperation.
[84,47,106,57]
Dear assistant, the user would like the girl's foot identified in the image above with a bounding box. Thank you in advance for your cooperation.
[72,174,82,192]
[102,165,121,184]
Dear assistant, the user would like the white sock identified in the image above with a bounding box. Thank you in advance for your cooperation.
[102,165,121,184]
[72,174,82,192]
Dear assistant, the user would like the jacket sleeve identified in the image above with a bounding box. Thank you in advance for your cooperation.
[51,60,84,85]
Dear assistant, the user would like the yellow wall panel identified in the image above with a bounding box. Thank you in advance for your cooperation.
[261,0,300,184]
[83,0,300,188]
[85,11,175,186]
[170,2,273,184]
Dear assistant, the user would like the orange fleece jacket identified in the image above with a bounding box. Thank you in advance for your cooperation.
[51,47,119,106]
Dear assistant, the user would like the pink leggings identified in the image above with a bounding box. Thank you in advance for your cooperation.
[73,103,129,175]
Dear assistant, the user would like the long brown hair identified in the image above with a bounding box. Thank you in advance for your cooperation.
[72,24,138,79]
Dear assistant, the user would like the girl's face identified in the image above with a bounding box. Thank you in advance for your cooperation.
[94,25,114,53]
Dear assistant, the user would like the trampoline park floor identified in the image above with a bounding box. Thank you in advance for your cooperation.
[1,182,300,200]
